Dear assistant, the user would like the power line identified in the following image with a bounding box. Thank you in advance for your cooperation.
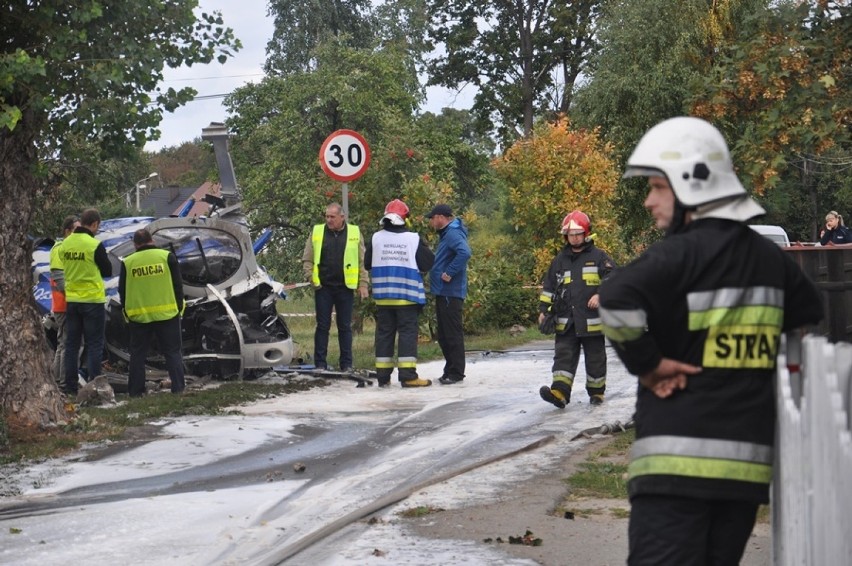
[163,73,264,82]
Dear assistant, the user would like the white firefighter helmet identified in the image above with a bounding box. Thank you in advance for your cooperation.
[623,117,764,221]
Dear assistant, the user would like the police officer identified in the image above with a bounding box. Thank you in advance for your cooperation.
[598,117,823,565]
[62,208,112,395]
[119,228,185,396]
[50,214,80,384]
[538,210,615,408]
[365,199,435,387]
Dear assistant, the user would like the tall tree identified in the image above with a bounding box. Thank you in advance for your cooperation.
[494,117,620,278]
[226,41,496,284]
[0,1,238,431]
[570,0,771,253]
[691,0,851,232]
[226,42,424,282]
[426,0,600,145]
[264,0,376,74]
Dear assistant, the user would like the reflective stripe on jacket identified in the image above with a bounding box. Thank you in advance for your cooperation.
[371,230,426,305]
[598,219,823,503]
[539,243,614,336]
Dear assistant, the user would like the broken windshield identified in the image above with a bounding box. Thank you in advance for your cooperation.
[153,227,243,286]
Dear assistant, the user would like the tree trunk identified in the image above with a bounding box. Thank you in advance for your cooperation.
[0,108,69,431]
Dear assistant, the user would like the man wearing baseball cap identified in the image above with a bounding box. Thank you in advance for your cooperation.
[426,204,471,384]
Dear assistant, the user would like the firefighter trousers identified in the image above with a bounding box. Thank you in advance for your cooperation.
[628,494,758,565]
[375,305,420,382]
[551,331,606,398]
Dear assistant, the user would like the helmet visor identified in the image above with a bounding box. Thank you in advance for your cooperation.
[623,166,666,180]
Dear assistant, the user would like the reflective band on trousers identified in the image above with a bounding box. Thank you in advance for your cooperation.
[629,435,773,484]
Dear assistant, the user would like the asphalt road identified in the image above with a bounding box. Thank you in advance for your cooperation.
[0,345,640,565]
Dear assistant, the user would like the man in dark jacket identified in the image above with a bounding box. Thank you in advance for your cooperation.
[426,204,471,384]
[119,229,185,396]
[539,210,615,408]
[599,117,823,565]
[301,203,369,372]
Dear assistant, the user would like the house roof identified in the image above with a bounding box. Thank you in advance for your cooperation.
[139,182,222,218]
[139,186,197,217]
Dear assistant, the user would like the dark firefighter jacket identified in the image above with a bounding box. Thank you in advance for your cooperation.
[599,219,823,504]
[539,241,615,336]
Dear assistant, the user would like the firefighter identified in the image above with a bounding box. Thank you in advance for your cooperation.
[119,228,186,396]
[365,199,435,387]
[598,117,823,565]
[538,210,615,407]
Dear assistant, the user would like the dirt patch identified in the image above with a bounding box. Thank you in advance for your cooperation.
[401,434,771,566]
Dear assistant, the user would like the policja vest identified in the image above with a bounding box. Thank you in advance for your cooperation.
[62,231,106,303]
[49,238,67,313]
[122,248,181,323]
[310,224,361,289]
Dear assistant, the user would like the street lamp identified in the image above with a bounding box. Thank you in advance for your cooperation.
[135,172,159,212]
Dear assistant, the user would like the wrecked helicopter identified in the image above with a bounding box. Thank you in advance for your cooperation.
[31,123,294,380]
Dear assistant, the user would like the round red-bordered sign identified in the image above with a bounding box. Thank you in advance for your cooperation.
[319,129,371,182]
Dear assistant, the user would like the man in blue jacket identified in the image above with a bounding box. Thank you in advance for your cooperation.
[426,204,472,384]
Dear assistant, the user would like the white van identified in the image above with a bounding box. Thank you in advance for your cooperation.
[749,224,790,247]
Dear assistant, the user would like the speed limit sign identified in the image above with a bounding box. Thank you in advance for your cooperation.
[319,129,371,182]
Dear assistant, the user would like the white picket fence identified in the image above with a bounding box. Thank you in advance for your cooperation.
[774,335,852,565]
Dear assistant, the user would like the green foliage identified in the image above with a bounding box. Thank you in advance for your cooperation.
[2,2,240,154]
[5,2,240,233]
[148,140,218,188]
[564,429,634,500]
[464,250,539,333]
[227,40,495,286]
[265,0,377,74]
[1,1,241,429]
[691,1,852,230]
[571,0,771,254]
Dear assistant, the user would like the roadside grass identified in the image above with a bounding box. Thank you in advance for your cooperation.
[564,429,633,500]
[3,290,544,465]
[557,429,770,524]
[280,288,542,371]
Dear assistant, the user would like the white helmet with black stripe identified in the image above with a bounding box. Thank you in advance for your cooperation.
[624,116,764,223]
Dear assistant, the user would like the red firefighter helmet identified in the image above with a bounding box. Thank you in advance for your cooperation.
[560,210,591,236]
[381,199,410,226]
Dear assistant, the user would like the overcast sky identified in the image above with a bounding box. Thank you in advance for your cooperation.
[145,0,474,153]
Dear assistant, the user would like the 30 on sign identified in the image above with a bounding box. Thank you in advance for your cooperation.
[319,129,372,182]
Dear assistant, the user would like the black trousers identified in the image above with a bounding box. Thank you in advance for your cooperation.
[435,295,465,380]
[129,316,185,395]
[552,332,607,397]
[375,305,420,382]
[628,494,759,566]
